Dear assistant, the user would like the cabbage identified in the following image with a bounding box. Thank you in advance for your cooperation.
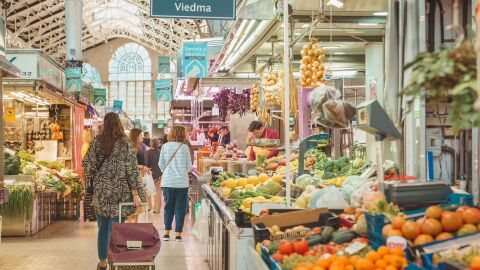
[295,174,314,188]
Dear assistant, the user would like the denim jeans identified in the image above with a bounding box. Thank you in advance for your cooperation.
[163,187,188,233]
[97,215,123,261]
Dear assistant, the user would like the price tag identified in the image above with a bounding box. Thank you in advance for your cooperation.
[387,236,408,250]
[345,242,367,255]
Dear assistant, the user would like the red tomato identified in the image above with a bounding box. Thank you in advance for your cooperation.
[278,241,294,255]
[272,252,284,262]
[293,239,310,254]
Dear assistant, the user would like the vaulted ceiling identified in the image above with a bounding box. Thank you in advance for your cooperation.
[3,0,210,62]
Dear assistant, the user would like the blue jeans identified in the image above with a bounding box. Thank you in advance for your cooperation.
[97,216,123,261]
[163,187,188,233]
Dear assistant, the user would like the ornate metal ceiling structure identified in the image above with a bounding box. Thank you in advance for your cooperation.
[3,0,210,61]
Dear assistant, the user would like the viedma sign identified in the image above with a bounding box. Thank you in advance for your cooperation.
[150,0,236,20]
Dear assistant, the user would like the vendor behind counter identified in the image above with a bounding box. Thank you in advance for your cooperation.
[246,121,279,161]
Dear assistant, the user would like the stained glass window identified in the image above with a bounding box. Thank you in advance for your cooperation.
[109,43,152,81]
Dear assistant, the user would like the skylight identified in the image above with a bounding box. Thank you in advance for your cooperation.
[85,0,143,36]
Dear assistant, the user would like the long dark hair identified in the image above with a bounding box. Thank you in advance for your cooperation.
[99,113,126,155]
[129,128,142,153]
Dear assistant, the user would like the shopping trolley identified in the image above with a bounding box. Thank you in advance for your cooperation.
[108,203,160,270]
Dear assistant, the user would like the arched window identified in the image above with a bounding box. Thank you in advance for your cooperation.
[107,43,153,130]
[82,63,102,85]
[109,42,152,81]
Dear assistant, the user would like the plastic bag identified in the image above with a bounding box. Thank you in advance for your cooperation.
[192,200,210,243]
[308,186,347,209]
[350,182,376,208]
[342,176,368,203]
[309,84,340,115]
[322,100,357,128]
[144,173,156,196]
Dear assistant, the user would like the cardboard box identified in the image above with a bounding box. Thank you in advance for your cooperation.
[251,208,330,229]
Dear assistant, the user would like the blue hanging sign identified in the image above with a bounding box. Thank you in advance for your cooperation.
[183,43,208,78]
[154,79,172,102]
[158,56,170,74]
[150,0,236,20]
[113,100,123,113]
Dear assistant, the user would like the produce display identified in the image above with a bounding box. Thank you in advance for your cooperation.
[4,152,21,175]
[432,244,480,269]
[380,205,480,245]
[0,183,35,218]
[212,171,285,214]
[261,71,282,107]
[250,82,260,111]
[300,39,326,88]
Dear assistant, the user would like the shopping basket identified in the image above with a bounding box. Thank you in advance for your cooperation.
[108,203,160,270]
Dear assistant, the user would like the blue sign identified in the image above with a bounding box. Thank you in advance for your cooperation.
[183,43,208,78]
[158,56,170,74]
[66,78,82,92]
[65,67,82,78]
[155,80,172,102]
[157,120,166,128]
[150,0,236,20]
[113,100,123,113]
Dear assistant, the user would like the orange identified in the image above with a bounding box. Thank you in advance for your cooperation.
[311,266,325,270]
[390,247,405,257]
[366,251,381,262]
[330,262,345,270]
[349,255,361,265]
[385,266,397,270]
[357,258,375,270]
[392,215,407,229]
[316,259,330,269]
[377,246,390,258]
[470,256,480,268]
[336,256,349,266]
[389,256,403,269]
[375,259,388,269]
[383,255,395,265]
[294,267,309,270]
[345,265,354,270]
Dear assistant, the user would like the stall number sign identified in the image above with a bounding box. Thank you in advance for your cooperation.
[155,79,172,102]
[94,88,107,106]
[150,0,235,19]
[183,43,208,78]
[113,100,123,114]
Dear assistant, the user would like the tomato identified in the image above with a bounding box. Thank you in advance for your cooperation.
[272,252,284,262]
[312,227,323,233]
[278,241,294,255]
[304,250,316,257]
[293,239,310,254]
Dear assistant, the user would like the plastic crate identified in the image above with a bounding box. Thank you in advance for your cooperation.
[365,213,388,249]
[235,210,253,228]
[253,212,339,244]
[405,194,473,216]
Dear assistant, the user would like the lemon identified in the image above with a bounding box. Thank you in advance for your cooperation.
[258,173,269,183]
[222,188,232,197]
[224,178,237,189]
[271,174,283,183]
[242,197,255,208]
[247,175,259,186]
[244,184,255,190]
[237,178,248,187]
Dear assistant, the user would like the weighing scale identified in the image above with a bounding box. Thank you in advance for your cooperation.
[298,133,330,175]
[356,100,402,193]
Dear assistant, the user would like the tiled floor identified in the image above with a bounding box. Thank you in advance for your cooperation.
[0,211,210,270]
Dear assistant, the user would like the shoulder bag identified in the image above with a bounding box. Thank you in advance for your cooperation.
[86,155,107,195]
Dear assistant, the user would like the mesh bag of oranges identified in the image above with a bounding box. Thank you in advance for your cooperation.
[291,246,408,270]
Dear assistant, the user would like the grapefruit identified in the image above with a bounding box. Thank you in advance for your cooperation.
[441,211,464,232]
[435,232,454,241]
[425,205,443,219]
[414,234,434,246]
[247,176,259,186]
[461,207,480,225]
[258,173,269,183]
[420,218,443,236]
[392,215,407,229]
[401,221,421,240]
[382,224,393,237]
[387,229,403,238]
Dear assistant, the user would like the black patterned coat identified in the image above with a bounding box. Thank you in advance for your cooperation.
[82,137,145,218]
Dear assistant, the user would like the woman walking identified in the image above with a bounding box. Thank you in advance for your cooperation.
[82,112,144,270]
[145,138,163,213]
[159,126,192,242]
[129,128,152,220]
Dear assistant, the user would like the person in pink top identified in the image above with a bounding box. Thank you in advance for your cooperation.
[247,121,279,160]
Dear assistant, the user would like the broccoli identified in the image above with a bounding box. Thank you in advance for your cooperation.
[338,157,350,163]
[323,172,336,180]
[340,166,350,175]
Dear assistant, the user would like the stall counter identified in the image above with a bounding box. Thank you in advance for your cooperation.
[202,184,268,270]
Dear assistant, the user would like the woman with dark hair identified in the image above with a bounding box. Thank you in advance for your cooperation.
[129,128,152,218]
[159,126,193,242]
[82,112,145,270]
[145,138,163,213]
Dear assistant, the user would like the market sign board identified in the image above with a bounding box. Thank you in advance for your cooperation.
[183,43,208,78]
[113,100,123,114]
[158,56,170,74]
[94,88,107,106]
[154,79,172,102]
[157,120,166,128]
[150,0,235,19]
